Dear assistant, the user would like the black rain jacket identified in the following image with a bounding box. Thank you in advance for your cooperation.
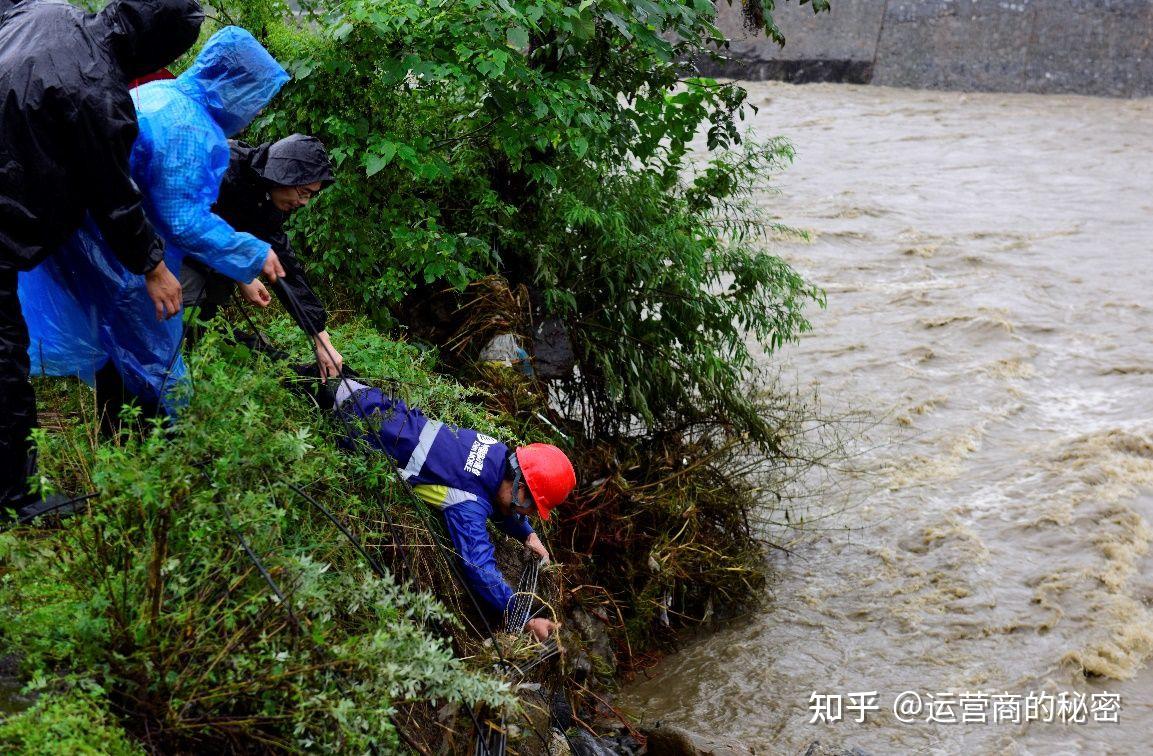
[191,136,334,335]
[0,0,203,273]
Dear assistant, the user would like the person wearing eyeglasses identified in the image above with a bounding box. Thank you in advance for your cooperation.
[19,27,290,430]
[180,134,343,379]
[297,370,576,641]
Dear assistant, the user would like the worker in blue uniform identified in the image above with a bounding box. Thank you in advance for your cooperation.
[321,375,577,642]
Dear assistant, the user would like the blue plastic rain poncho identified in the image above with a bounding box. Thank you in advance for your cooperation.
[18,26,289,406]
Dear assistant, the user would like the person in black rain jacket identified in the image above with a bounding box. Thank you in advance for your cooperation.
[0,0,202,515]
[181,134,344,377]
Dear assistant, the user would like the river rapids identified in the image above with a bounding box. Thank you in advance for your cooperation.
[622,81,1153,754]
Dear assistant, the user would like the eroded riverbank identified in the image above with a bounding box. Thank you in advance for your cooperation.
[624,82,1153,754]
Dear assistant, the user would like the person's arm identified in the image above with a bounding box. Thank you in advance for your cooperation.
[74,89,182,319]
[524,533,550,564]
[74,88,163,275]
[494,512,534,541]
[495,508,550,564]
[487,511,554,638]
[140,121,274,284]
[443,500,516,618]
[268,238,343,378]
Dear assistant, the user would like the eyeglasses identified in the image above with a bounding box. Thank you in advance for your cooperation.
[293,185,321,201]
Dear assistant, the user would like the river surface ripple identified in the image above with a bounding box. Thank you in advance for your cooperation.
[622,82,1153,755]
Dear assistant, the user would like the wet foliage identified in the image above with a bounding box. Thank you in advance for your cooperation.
[3,0,844,750]
[2,332,518,752]
[194,0,828,449]
[0,690,144,755]
[217,0,830,690]
[223,0,829,663]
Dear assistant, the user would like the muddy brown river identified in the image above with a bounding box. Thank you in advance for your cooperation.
[622,82,1153,754]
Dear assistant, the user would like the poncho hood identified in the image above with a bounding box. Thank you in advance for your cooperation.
[177,26,288,137]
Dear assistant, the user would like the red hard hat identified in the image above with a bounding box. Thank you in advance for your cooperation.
[515,444,576,521]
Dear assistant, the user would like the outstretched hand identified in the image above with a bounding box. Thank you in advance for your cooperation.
[239,279,271,307]
[525,532,550,565]
[526,617,555,642]
[261,249,286,282]
[313,330,344,380]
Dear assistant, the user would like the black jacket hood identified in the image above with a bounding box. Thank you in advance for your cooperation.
[0,0,172,273]
[100,0,204,80]
[252,134,335,188]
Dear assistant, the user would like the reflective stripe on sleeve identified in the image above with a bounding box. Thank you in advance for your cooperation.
[410,484,477,510]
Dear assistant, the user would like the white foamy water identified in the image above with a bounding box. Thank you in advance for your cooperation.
[623,82,1153,754]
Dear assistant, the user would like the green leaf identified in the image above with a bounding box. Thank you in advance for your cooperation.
[506,25,530,50]
[364,142,397,177]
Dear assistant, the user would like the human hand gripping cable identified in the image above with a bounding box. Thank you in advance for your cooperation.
[524,532,550,565]
[312,330,344,380]
[262,281,561,752]
[261,248,286,283]
[526,617,556,642]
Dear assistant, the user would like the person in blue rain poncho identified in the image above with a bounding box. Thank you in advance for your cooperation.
[1,0,202,517]
[19,26,290,420]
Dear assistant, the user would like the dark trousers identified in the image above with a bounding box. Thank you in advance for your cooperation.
[0,268,36,508]
[94,361,163,439]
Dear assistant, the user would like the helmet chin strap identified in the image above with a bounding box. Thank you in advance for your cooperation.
[507,451,533,514]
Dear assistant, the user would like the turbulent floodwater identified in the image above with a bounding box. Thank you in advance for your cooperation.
[622,82,1153,754]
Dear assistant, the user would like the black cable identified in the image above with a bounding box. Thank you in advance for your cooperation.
[199,463,403,752]
[223,502,302,633]
[287,481,387,578]
[275,278,574,753]
[268,282,504,650]
[196,468,301,633]
[33,272,501,752]
[225,281,569,755]
[257,284,411,586]
[287,477,493,756]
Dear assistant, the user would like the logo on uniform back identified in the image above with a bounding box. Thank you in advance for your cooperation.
[464,434,498,476]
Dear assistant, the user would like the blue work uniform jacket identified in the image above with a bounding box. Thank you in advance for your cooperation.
[338,387,534,618]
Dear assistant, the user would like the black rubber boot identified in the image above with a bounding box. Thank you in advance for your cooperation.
[15,493,95,525]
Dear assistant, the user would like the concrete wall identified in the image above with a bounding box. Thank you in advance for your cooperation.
[704,0,1153,97]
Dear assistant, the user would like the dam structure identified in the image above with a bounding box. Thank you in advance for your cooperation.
[707,0,1153,97]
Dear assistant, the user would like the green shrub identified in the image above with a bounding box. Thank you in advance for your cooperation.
[195,0,829,450]
[4,330,515,752]
[0,691,143,756]
[197,0,834,656]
